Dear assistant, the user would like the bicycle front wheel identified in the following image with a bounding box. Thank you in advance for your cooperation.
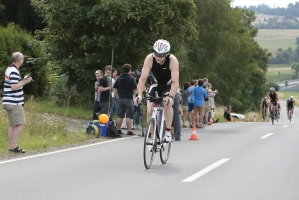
[160,120,171,164]
[143,118,155,169]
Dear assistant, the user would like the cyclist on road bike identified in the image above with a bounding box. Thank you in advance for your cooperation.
[267,87,279,118]
[135,39,179,143]
[286,96,296,119]
[260,97,268,117]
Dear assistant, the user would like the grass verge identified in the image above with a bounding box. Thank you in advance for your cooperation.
[0,98,100,159]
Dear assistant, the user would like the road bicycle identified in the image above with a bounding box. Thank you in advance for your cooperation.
[261,106,267,122]
[141,92,171,169]
[270,102,278,125]
[287,107,293,122]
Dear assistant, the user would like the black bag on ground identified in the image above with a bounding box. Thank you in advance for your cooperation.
[107,121,121,138]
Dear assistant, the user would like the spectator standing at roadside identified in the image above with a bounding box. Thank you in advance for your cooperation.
[2,52,32,153]
[99,65,112,116]
[192,79,208,128]
[207,83,220,123]
[187,80,197,128]
[173,88,182,141]
[113,64,137,136]
[93,70,103,120]
[110,68,117,120]
[181,82,190,128]
[203,78,210,124]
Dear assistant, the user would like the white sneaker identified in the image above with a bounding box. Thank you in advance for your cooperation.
[164,132,172,143]
[135,125,142,130]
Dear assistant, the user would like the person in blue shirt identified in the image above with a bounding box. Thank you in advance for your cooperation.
[186,80,197,128]
[192,79,208,128]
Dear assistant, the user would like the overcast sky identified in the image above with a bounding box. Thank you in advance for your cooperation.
[232,0,298,8]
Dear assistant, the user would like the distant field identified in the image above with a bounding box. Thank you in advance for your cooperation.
[266,64,293,82]
[256,29,299,39]
[255,38,296,55]
[255,29,299,56]
[268,63,292,68]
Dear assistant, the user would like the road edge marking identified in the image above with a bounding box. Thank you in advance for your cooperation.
[182,158,230,183]
[0,136,137,165]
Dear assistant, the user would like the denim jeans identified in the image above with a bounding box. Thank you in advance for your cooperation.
[134,104,142,125]
[93,100,101,120]
[109,97,117,120]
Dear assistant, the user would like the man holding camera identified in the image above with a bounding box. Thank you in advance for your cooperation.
[2,52,32,153]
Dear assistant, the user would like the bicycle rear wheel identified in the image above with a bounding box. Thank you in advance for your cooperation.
[144,118,155,169]
[271,106,274,125]
[160,120,171,164]
[290,112,292,122]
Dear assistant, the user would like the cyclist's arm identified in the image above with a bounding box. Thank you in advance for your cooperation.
[137,54,152,97]
[169,56,179,97]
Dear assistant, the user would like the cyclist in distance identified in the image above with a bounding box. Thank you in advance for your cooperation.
[135,39,179,143]
[286,96,296,119]
[260,97,268,117]
[267,87,279,118]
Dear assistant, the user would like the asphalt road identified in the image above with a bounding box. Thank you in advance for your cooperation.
[0,106,298,200]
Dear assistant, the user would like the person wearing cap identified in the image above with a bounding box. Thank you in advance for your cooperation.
[135,39,179,143]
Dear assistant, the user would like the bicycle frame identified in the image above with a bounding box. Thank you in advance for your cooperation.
[149,101,165,150]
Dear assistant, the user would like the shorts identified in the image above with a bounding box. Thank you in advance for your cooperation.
[117,99,134,118]
[99,102,111,115]
[288,106,294,110]
[3,104,26,126]
[148,83,172,102]
[188,103,194,112]
[181,105,188,111]
[194,106,205,117]
[205,101,210,112]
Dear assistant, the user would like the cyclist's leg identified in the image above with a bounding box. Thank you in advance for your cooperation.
[268,103,272,115]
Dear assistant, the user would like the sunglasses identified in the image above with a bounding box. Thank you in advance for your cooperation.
[154,51,168,58]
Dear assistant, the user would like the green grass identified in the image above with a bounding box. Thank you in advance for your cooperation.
[34,98,92,120]
[255,39,296,55]
[278,92,299,102]
[0,99,97,158]
[266,70,293,83]
[255,29,299,56]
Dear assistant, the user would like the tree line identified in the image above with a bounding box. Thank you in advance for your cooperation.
[0,0,272,113]
[243,2,299,17]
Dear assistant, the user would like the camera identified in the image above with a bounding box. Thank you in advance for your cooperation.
[24,74,34,83]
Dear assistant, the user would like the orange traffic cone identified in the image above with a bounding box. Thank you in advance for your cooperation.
[230,117,234,122]
[209,118,213,125]
[239,117,242,122]
[246,119,249,122]
[189,126,199,140]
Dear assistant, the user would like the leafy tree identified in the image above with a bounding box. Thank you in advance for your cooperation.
[0,23,48,97]
[0,0,44,33]
[292,62,299,78]
[32,0,198,105]
[189,1,270,112]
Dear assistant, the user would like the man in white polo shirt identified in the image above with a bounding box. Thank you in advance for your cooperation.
[2,52,32,153]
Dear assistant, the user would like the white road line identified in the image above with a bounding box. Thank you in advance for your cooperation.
[0,136,137,165]
[282,125,288,128]
[182,158,230,183]
[260,133,274,139]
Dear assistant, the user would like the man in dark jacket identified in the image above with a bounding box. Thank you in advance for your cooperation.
[113,64,137,136]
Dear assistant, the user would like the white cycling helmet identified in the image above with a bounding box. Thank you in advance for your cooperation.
[153,39,170,54]
[290,96,294,99]
[269,87,275,92]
